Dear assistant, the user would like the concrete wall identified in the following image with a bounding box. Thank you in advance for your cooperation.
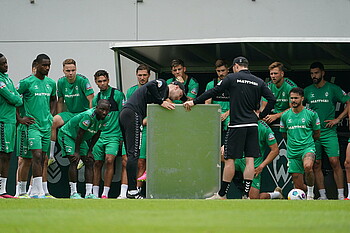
[1,0,349,91]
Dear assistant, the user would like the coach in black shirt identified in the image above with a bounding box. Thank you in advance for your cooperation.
[184,56,276,199]
[120,79,185,198]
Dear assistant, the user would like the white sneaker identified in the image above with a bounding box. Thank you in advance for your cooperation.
[206,193,226,200]
[338,196,345,200]
[307,195,314,200]
[117,195,127,199]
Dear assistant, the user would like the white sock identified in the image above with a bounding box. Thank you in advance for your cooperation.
[19,181,27,195]
[269,191,281,199]
[307,186,314,197]
[69,182,77,196]
[50,141,56,159]
[93,186,99,197]
[338,188,344,199]
[120,184,128,197]
[347,183,350,199]
[42,182,49,194]
[319,189,327,199]
[85,183,93,196]
[102,186,110,197]
[32,177,44,195]
[27,185,32,195]
[15,182,20,197]
[0,177,7,194]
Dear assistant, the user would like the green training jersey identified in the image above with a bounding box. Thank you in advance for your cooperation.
[17,75,56,131]
[166,76,199,101]
[280,108,320,159]
[92,86,125,138]
[236,120,277,167]
[262,78,297,113]
[304,82,350,133]
[0,72,22,124]
[205,79,230,130]
[57,74,94,113]
[126,84,140,100]
[60,108,109,141]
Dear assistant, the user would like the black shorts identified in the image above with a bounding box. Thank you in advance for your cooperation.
[224,126,260,160]
[119,108,142,158]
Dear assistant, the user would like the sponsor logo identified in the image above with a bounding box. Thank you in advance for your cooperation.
[65,94,80,98]
[310,99,329,103]
[237,79,258,86]
[34,93,51,96]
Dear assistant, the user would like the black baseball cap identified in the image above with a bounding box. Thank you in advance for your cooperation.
[170,81,187,102]
[231,56,249,68]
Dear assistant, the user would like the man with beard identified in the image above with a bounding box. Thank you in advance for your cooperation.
[304,62,350,200]
[280,87,320,200]
[261,62,297,124]
[17,54,57,198]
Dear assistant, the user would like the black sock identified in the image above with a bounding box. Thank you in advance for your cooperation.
[218,181,230,197]
[243,179,252,197]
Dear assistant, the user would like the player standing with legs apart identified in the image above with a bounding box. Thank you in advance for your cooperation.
[58,100,110,199]
[92,70,125,198]
[17,54,57,198]
[0,53,23,198]
[184,56,276,199]
[49,59,94,166]
[119,79,186,199]
[280,87,320,200]
[304,62,349,200]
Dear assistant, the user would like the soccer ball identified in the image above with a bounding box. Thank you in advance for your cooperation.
[288,189,306,200]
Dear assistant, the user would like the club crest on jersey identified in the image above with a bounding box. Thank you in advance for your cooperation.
[75,86,78,90]
[191,88,197,95]
[46,84,50,89]
[0,81,6,89]
[325,92,329,97]
[282,92,285,96]
[156,80,163,88]
[302,118,305,123]
[83,120,90,127]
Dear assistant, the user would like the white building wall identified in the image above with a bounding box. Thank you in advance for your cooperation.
[1,0,349,91]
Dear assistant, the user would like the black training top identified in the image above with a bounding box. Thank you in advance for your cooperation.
[123,79,168,118]
[194,70,276,126]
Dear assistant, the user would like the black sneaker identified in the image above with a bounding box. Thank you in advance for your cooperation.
[127,191,144,199]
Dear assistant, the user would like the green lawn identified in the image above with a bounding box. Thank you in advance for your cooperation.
[0,199,349,233]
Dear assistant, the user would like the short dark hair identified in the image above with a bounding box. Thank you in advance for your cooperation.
[94,70,109,80]
[63,59,76,67]
[310,62,324,71]
[290,87,304,97]
[36,54,50,63]
[136,64,150,74]
[170,59,185,68]
[32,59,37,68]
[215,59,229,68]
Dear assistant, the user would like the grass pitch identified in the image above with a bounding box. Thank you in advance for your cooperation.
[0,199,349,233]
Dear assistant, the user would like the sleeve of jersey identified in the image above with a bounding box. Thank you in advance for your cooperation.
[0,81,23,107]
[16,79,27,95]
[266,128,277,146]
[51,80,57,96]
[83,79,94,96]
[78,114,91,131]
[116,91,125,110]
[259,83,276,119]
[334,86,350,103]
[57,79,63,98]
[194,78,229,104]
[92,95,97,108]
[147,80,164,105]
[279,115,286,133]
[312,112,321,131]
[205,82,213,92]
[187,80,199,99]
